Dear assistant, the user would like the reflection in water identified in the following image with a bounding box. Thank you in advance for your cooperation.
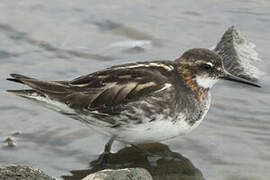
[62,143,205,180]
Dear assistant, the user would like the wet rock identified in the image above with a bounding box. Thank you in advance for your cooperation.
[82,168,153,180]
[3,137,16,148]
[0,164,56,180]
[214,26,264,82]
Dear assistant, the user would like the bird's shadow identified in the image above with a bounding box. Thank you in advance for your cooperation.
[62,143,205,180]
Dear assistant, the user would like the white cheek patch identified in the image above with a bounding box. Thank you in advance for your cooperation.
[195,76,218,88]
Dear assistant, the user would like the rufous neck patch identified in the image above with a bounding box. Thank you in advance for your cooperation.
[177,66,208,101]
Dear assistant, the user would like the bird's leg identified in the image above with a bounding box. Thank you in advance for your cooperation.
[104,137,115,154]
[91,137,115,167]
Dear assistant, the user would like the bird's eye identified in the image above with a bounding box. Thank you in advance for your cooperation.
[202,62,213,70]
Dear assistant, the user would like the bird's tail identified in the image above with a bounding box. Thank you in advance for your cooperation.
[6,74,45,99]
[7,73,70,95]
[6,74,74,113]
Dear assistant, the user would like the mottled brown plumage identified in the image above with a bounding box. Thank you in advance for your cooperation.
[7,48,260,147]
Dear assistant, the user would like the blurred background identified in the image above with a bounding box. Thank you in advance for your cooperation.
[0,0,269,179]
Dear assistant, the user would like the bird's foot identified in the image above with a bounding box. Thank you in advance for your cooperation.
[90,152,111,167]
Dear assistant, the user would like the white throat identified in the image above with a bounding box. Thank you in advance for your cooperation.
[195,76,218,88]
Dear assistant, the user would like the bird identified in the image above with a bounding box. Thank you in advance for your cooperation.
[7,48,260,154]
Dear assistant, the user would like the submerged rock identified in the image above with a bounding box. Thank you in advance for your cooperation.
[0,164,56,180]
[11,131,22,137]
[82,168,152,180]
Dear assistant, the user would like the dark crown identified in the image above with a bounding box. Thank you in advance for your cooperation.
[175,48,223,66]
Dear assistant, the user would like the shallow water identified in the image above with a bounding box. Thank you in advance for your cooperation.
[0,0,270,179]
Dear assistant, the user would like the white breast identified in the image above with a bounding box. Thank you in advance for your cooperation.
[109,106,212,144]
[87,92,212,144]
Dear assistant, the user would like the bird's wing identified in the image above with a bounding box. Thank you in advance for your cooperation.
[7,61,176,114]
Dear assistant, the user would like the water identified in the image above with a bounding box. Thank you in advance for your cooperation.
[0,0,270,179]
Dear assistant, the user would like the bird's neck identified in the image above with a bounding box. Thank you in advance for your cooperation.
[177,66,210,101]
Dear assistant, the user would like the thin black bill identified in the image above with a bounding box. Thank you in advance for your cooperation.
[221,73,261,88]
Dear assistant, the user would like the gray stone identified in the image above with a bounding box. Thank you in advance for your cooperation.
[0,164,56,180]
[214,26,264,82]
[82,168,153,180]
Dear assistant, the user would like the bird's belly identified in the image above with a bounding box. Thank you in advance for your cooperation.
[107,114,202,144]
[69,93,210,144]
[75,107,208,144]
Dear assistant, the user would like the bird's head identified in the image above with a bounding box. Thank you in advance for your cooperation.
[175,48,260,89]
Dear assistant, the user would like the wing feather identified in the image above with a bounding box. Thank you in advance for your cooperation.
[7,61,176,114]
